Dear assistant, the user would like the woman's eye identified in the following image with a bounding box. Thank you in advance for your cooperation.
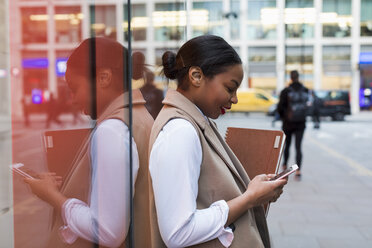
[227,87,234,93]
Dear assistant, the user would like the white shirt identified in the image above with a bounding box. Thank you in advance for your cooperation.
[149,118,234,248]
[59,119,139,248]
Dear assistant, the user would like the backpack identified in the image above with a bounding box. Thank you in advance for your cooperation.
[286,86,309,122]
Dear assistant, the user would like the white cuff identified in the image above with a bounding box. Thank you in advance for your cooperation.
[212,200,234,247]
[58,198,81,244]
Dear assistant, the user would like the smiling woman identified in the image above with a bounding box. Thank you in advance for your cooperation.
[149,35,287,248]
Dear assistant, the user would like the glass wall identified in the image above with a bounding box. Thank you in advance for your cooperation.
[285,45,314,88]
[192,1,224,37]
[248,46,277,89]
[247,0,277,40]
[361,0,372,36]
[124,4,147,41]
[322,0,352,37]
[90,5,117,39]
[322,45,351,89]
[21,7,47,44]
[285,0,314,38]
[55,6,82,44]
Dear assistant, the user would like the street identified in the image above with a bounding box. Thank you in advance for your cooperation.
[216,112,372,248]
[0,111,371,248]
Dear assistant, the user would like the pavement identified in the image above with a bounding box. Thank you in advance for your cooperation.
[216,111,372,248]
[1,111,371,248]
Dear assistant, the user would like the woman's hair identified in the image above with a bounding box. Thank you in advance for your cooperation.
[162,35,242,90]
[67,37,129,90]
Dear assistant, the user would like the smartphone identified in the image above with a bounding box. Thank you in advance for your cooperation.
[270,164,299,181]
[9,163,34,179]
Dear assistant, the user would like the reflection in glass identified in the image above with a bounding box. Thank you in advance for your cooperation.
[55,6,82,43]
[361,0,372,36]
[247,0,277,40]
[154,2,186,41]
[21,7,47,44]
[192,1,224,37]
[322,0,351,38]
[124,4,147,41]
[90,5,116,39]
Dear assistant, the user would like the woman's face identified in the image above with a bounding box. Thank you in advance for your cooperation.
[65,69,93,117]
[197,64,243,119]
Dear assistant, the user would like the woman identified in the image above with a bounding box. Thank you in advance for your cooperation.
[149,35,287,248]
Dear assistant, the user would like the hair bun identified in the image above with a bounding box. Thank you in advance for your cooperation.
[162,51,178,80]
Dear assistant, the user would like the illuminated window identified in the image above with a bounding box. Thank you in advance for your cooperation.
[90,5,116,40]
[248,46,276,89]
[361,0,372,36]
[21,7,47,44]
[124,4,147,41]
[285,0,314,38]
[247,0,277,40]
[55,6,82,43]
[322,0,351,38]
[230,0,240,40]
[286,46,314,87]
[154,3,186,42]
[192,1,224,38]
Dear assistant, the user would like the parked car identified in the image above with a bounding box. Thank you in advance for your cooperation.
[230,88,278,113]
[310,90,351,121]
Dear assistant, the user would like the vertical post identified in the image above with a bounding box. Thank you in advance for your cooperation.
[240,0,248,90]
[313,0,322,90]
[276,0,285,91]
[351,0,361,114]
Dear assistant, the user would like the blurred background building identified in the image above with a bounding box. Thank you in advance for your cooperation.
[6,0,372,117]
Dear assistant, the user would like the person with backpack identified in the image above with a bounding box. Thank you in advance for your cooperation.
[277,70,309,179]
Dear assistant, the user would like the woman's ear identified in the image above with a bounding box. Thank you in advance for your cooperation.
[97,68,113,88]
[188,67,204,87]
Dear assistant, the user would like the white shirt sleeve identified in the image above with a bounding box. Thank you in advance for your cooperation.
[59,119,139,248]
[149,118,233,248]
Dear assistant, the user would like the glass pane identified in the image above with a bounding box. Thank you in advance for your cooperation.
[124,4,147,41]
[21,7,47,44]
[192,1,224,37]
[90,5,116,39]
[230,0,240,40]
[154,2,186,41]
[55,6,82,43]
[247,0,277,40]
[361,0,372,36]
[285,0,315,38]
[322,0,352,37]
[286,46,314,87]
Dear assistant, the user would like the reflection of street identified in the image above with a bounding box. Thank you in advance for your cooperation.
[1,113,90,248]
[216,112,372,248]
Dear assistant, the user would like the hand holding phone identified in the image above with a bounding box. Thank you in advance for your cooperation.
[270,164,299,181]
[9,163,34,179]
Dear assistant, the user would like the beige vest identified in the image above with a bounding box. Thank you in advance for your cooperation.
[149,90,270,248]
[47,90,154,248]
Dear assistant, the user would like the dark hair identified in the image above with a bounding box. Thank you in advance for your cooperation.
[162,35,242,90]
[290,70,299,81]
[66,37,128,90]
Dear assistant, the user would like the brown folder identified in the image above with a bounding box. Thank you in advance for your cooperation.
[43,128,92,180]
[225,127,286,215]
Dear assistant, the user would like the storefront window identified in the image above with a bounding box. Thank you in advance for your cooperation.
[322,45,351,89]
[55,6,82,44]
[285,0,314,38]
[361,0,372,36]
[248,46,276,89]
[154,2,186,42]
[21,7,47,44]
[90,5,116,40]
[322,0,351,38]
[247,0,277,40]
[124,4,147,41]
[192,1,224,37]
[286,46,314,87]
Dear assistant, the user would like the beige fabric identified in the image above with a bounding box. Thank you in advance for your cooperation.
[149,89,270,248]
[47,89,154,248]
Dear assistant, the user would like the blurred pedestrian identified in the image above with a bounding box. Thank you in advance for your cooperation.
[45,93,63,128]
[140,69,164,119]
[311,90,321,129]
[21,95,30,127]
[277,70,309,178]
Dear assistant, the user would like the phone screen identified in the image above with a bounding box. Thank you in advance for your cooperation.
[270,164,299,181]
[10,163,34,179]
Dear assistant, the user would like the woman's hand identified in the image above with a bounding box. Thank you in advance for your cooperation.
[244,174,287,208]
[24,172,66,212]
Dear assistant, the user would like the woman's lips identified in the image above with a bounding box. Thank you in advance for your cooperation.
[220,107,226,114]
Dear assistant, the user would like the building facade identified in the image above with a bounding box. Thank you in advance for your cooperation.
[8,0,372,115]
